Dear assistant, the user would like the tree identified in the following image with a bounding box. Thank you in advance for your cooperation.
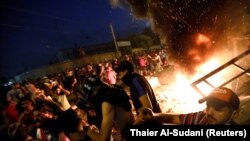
[128,34,154,50]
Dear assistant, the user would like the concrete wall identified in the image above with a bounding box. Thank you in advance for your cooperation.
[14,51,120,81]
[13,46,161,82]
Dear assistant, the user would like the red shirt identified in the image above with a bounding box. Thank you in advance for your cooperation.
[5,102,19,122]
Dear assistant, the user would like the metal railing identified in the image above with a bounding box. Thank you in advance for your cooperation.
[191,48,250,97]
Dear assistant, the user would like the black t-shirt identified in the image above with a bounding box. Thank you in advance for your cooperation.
[62,75,75,90]
[94,84,132,119]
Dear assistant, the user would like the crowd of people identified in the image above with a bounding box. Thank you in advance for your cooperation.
[0,49,247,141]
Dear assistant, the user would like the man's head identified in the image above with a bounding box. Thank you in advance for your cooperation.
[199,87,240,124]
[117,60,134,73]
[116,60,134,85]
[20,95,35,113]
[85,64,93,73]
[12,82,21,89]
[57,110,88,140]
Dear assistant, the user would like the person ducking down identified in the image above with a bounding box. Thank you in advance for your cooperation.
[135,87,240,125]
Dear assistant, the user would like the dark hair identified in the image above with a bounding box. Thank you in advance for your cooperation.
[117,60,134,73]
[95,63,104,75]
[57,109,82,135]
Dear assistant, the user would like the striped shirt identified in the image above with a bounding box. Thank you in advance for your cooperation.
[179,111,208,125]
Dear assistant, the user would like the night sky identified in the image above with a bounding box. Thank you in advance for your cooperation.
[2,0,250,78]
[0,0,147,77]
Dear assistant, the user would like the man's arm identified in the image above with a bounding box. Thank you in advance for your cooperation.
[135,107,181,125]
[133,78,153,109]
[152,113,181,124]
[88,102,114,141]
[138,95,153,110]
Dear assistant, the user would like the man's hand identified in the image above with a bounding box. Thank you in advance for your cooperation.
[134,107,154,125]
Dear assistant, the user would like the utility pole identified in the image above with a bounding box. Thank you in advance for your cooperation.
[110,24,119,58]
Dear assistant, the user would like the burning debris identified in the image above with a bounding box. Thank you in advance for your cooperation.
[114,0,249,74]
[110,0,250,124]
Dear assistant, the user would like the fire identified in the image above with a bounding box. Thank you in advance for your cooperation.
[194,58,221,74]
[147,56,234,114]
[149,71,206,114]
[185,33,214,73]
[196,33,211,46]
[193,58,222,95]
[170,72,203,101]
[146,76,162,88]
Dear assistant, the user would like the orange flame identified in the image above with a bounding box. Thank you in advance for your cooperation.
[147,56,236,114]
[196,33,211,46]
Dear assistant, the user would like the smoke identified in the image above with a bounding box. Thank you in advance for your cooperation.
[113,0,250,74]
